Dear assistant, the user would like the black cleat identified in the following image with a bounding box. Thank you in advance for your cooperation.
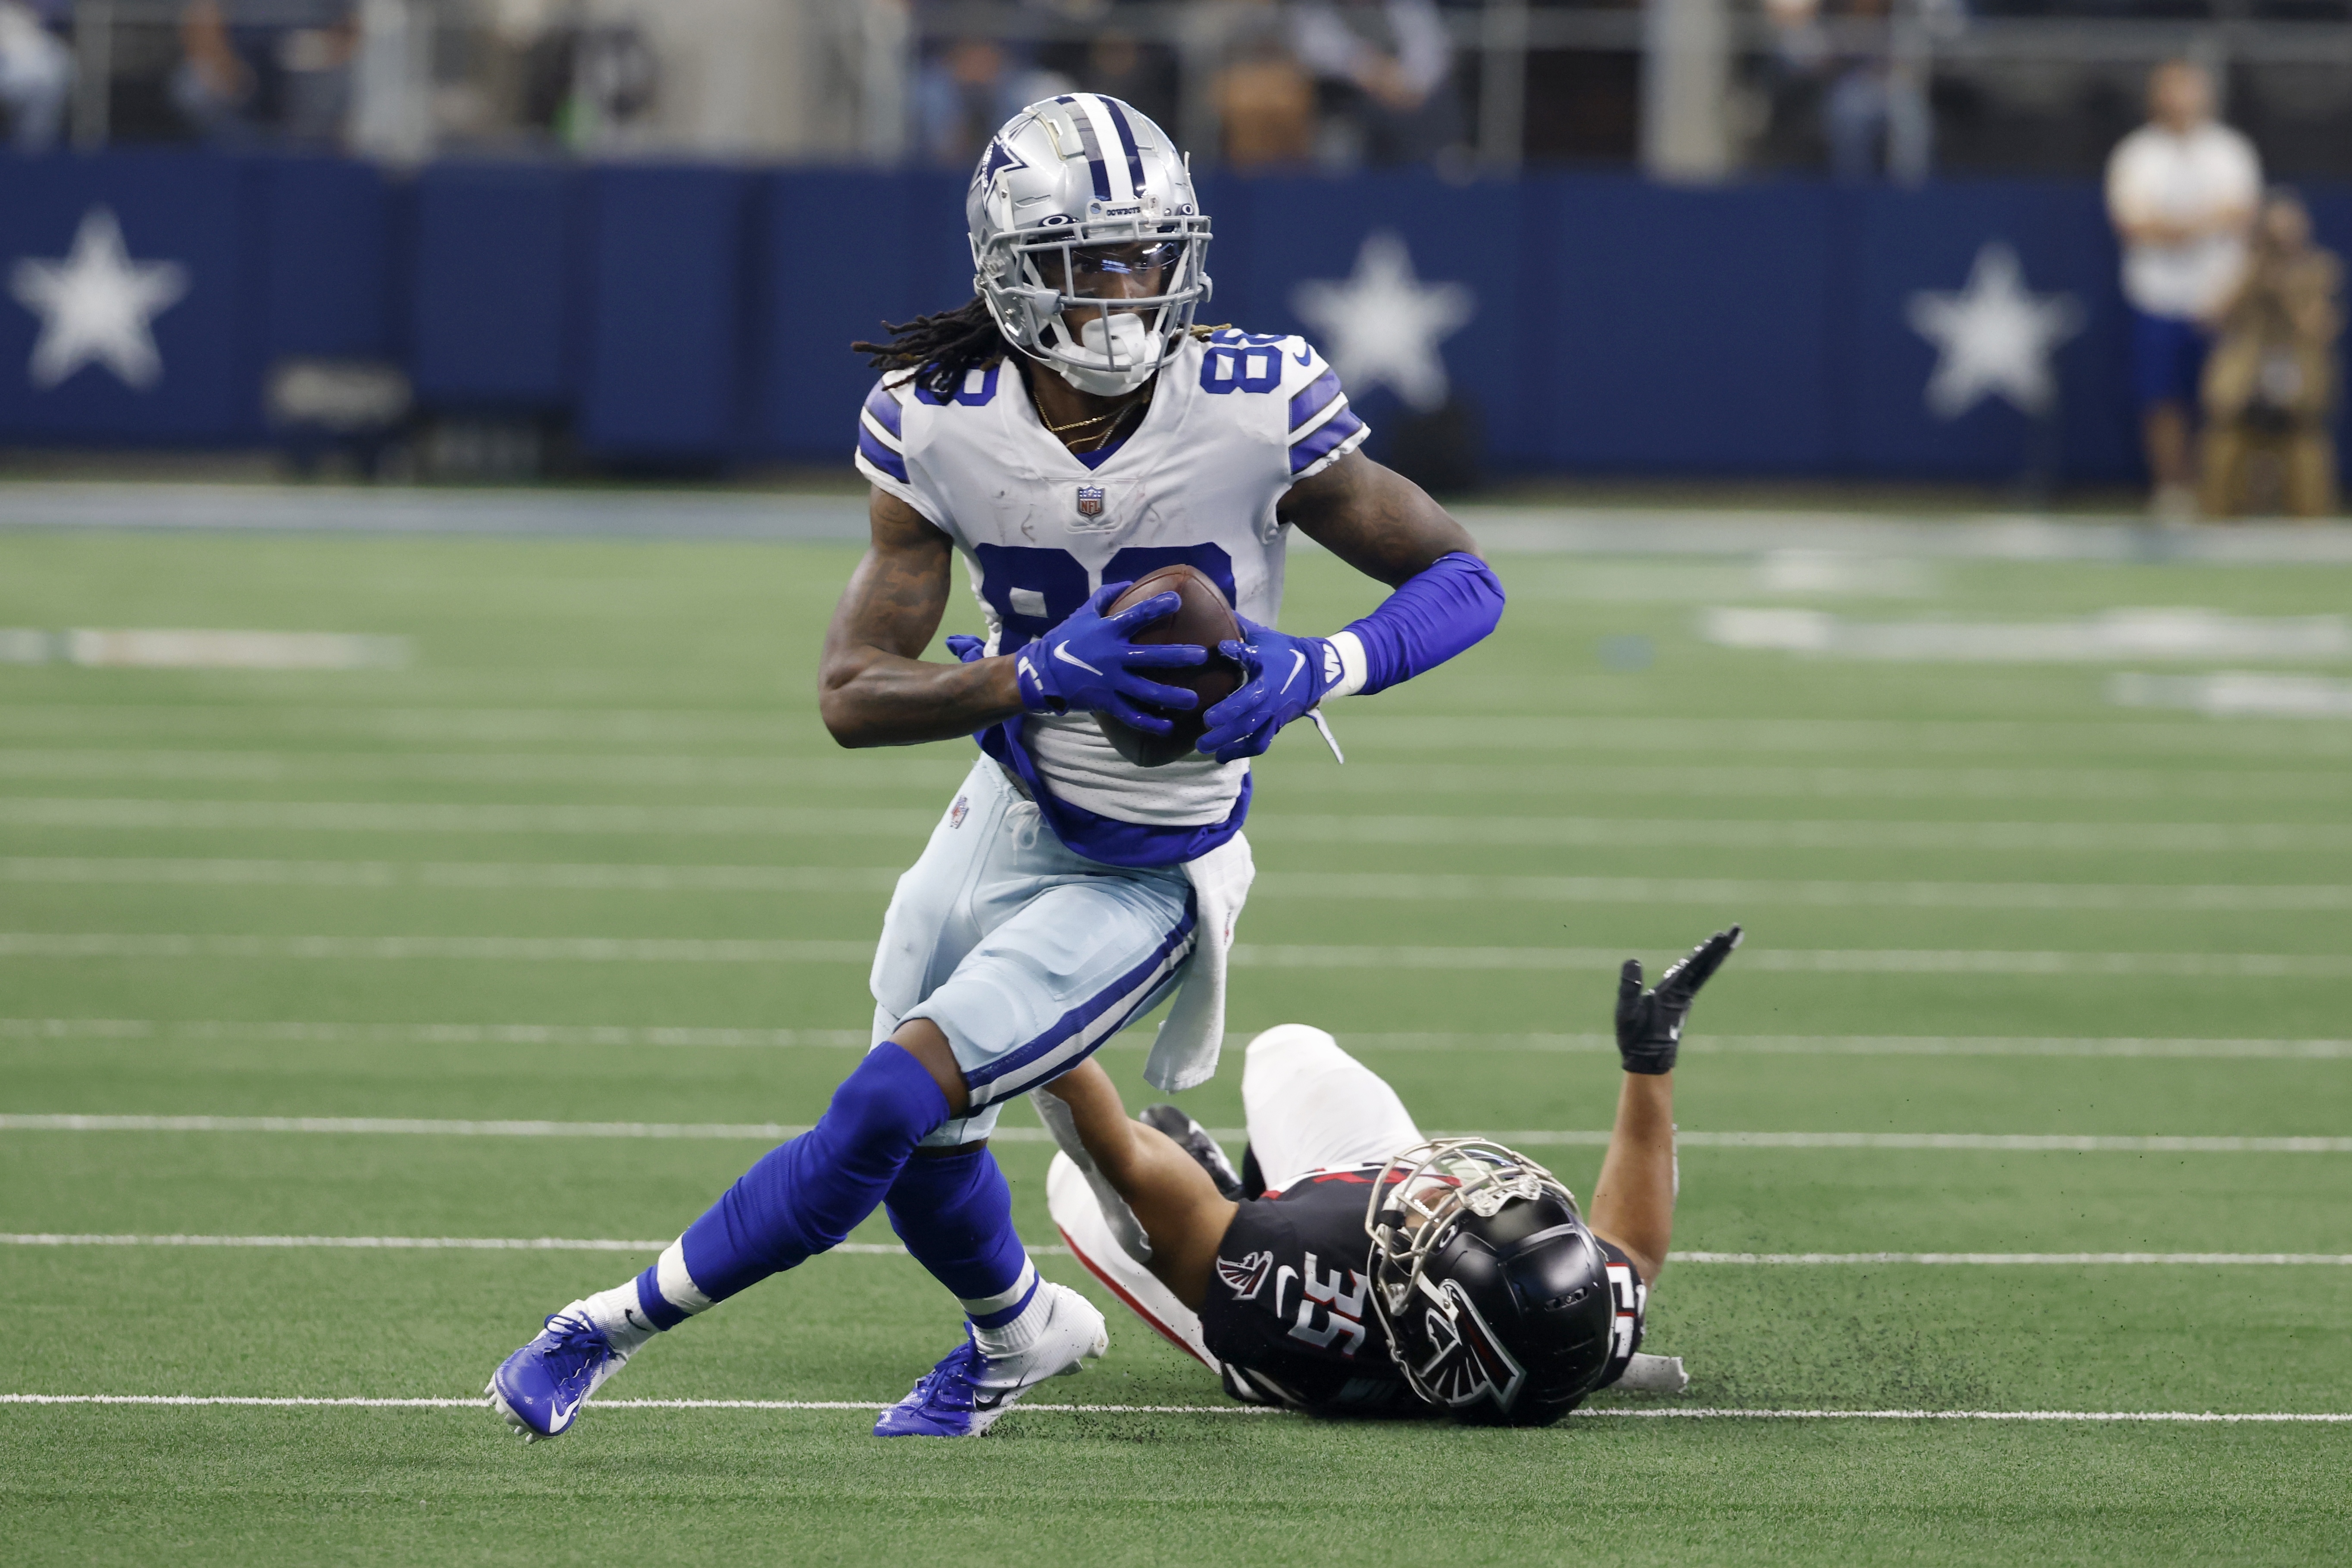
[1139,1104,1244,1199]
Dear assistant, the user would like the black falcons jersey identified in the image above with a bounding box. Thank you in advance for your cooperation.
[1196,1165,1648,1417]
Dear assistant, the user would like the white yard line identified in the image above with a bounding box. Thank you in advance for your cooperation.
[0,1233,1073,1257]
[0,1393,2343,1422]
[0,750,971,790]
[10,1018,2346,1061]
[0,859,902,894]
[7,797,2352,853]
[6,933,2350,978]
[1328,1032,2352,1060]
[1233,947,2352,979]
[11,856,2352,912]
[3,1115,2345,1153]
[0,799,935,837]
[5,752,2346,804]
[0,1018,877,1049]
[3,1235,2342,1265]
[8,707,2351,759]
[1267,815,2352,853]
[1676,1252,2352,1265]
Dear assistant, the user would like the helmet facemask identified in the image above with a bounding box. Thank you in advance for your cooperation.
[980,217,1213,396]
[1365,1140,1595,1422]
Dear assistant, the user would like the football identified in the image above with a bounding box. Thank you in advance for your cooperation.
[1093,565,1244,767]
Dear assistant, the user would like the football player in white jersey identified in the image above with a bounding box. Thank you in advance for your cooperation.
[486,93,1505,1442]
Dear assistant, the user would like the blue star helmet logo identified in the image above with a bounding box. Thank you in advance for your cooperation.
[973,137,1029,197]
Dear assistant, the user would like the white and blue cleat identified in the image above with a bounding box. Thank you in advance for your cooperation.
[873,1282,1108,1438]
[485,1303,631,1442]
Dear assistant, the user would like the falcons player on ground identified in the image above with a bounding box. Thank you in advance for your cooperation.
[1038,928,1741,1424]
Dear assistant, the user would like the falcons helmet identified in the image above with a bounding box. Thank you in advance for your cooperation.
[1365,1139,1621,1427]
[966,94,1212,396]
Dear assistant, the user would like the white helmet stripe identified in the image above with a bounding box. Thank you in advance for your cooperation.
[1053,95,1113,203]
[1072,94,1135,203]
[1097,97,1151,203]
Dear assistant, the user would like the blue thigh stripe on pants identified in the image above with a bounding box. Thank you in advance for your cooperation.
[960,905,1197,1106]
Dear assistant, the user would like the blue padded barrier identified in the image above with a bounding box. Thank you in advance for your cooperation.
[578,163,754,460]
[407,161,580,409]
[5,150,2351,486]
[0,150,263,443]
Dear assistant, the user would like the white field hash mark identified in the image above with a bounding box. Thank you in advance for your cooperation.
[3,1115,2348,1153]
[3,1235,2347,1266]
[9,1018,2350,1061]
[12,856,2352,913]
[6,933,2352,978]
[2,1394,2346,1423]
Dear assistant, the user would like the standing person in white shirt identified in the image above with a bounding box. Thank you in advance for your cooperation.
[2105,59,2261,522]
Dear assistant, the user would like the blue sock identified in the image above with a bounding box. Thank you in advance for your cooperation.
[668,1043,950,1306]
[885,1146,1033,1322]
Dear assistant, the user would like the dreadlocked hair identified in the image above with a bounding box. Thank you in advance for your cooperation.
[852,300,1237,402]
[851,297,1010,402]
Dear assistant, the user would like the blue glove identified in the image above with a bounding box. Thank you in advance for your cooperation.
[1013,582,1208,736]
[1197,615,1336,762]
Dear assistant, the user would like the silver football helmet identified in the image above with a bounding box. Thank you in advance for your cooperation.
[967,94,1212,396]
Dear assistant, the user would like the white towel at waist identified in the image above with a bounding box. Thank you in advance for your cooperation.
[1144,830,1255,1093]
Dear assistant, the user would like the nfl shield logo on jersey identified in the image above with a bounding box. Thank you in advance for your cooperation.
[1075,486,1105,519]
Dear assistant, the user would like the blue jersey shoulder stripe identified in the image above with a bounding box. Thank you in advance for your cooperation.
[863,379,903,440]
[860,406,903,453]
[1289,407,1365,475]
[1287,370,1343,432]
[856,425,910,483]
[1099,97,1149,204]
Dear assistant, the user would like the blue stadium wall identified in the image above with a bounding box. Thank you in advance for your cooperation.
[5,150,2349,484]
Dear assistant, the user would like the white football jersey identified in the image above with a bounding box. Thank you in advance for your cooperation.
[855,329,1367,836]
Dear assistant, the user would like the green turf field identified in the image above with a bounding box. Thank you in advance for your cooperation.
[2,518,2348,1565]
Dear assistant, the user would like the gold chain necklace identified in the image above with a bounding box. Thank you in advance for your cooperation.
[1037,391,1149,452]
[1038,400,1135,434]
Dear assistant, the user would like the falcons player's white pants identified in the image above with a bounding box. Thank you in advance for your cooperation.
[1048,1025,1425,1367]
[1238,1025,1425,1193]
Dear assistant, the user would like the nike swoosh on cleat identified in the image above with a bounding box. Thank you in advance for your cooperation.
[1053,643,1104,677]
[972,1389,1011,1412]
[1279,649,1306,693]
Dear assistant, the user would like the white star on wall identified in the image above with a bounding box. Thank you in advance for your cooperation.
[9,207,191,392]
[1291,231,1474,414]
[1905,242,2083,420]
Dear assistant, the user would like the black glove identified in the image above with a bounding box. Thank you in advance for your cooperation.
[1615,926,1742,1075]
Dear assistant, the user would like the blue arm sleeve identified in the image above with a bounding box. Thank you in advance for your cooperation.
[1339,551,1505,697]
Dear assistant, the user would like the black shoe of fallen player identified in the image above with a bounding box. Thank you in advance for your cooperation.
[1139,1104,1244,1199]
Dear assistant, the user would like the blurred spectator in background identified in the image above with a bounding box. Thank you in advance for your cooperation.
[917,36,1068,167]
[1073,31,1176,132]
[0,0,72,151]
[1820,0,1929,184]
[174,0,357,146]
[1290,0,1461,169]
[1761,0,1932,183]
[1216,11,1314,170]
[2199,190,2340,519]
[518,10,660,151]
[2105,58,2259,522]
